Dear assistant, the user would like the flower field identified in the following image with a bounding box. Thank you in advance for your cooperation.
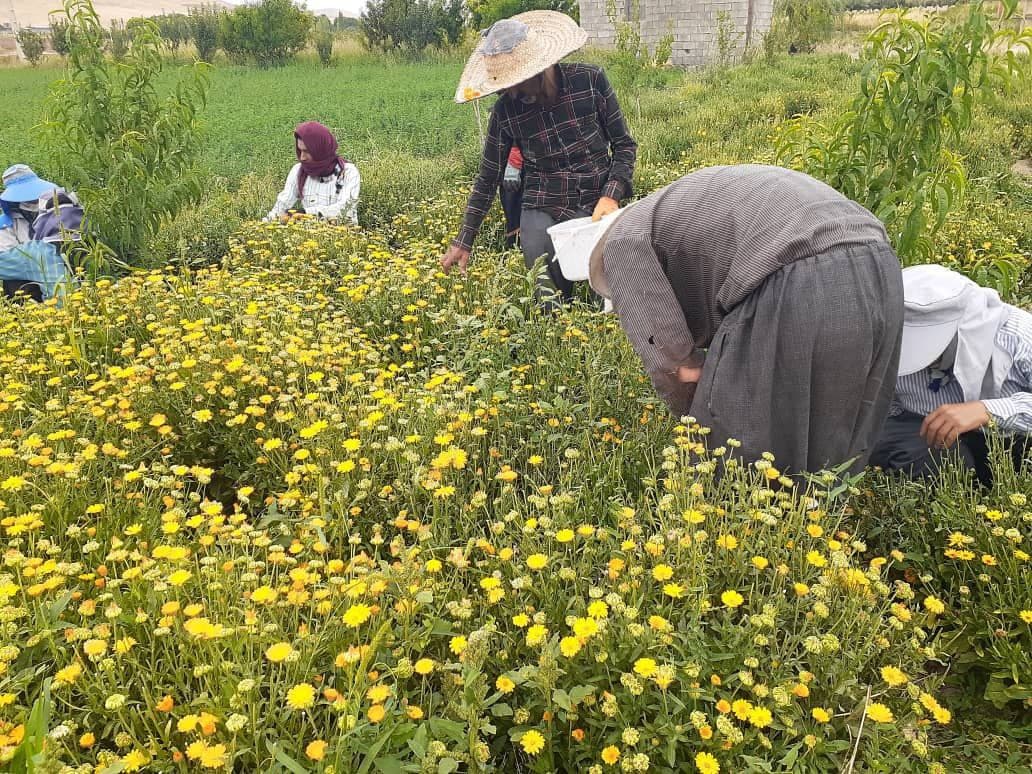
[0,192,1028,772]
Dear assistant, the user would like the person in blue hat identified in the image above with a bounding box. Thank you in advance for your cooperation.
[0,164,72,303]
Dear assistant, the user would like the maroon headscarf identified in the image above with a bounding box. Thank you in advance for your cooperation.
[294,121,348,197]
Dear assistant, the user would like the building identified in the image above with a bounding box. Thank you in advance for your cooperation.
[578,0,775,68]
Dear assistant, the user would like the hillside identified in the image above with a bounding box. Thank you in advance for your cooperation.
[4,1,231,28]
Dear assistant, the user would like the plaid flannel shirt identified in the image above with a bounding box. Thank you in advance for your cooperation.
[454,63,637,251]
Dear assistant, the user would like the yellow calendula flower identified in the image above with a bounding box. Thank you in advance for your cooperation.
[450,635,467,655]
[560,636,582,658]
[526,553,548,570]
[602,745,621,764]
[880,665,908,687]
[866,702,894,724]
[923,596,946,615]
[634,657,658,678]
[555,529,575,543]
[519,729,545,755]
[721,589,744,608]
[812,707,831,723]
[414,658,435,675]
[343,603,372,628]
[695,751,720,774]
[305,740,328,761]
[264,642,293,663]
[286,683,316,710]
[652,563,674,581]
[496,675,516,693]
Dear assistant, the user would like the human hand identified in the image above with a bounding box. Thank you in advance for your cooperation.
[676,364,703,384]
[502,163,522,192]
[278,213,291,224]
[440,244,471,275]
[920,401,990,449]
[591,196,619,222]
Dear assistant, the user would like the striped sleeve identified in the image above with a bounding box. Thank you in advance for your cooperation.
[593,68,636,202]
[982,309,1032,433]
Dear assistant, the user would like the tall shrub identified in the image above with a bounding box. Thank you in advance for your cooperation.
[218,0,313,67]
[361,0,465,54]
[16,29,45,66]
[189,4,222,63]
[775,0,1031,262]
[49,16,71,57]
[41,0,210,263]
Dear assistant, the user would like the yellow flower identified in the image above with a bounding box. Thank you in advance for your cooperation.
[450,635,467,655]
[555,529,575,543]
[414,658,435,675]
[721,590,744,608]
[251,585,277,604]
[199,744,226,768]
[526,624,548,646]
[286,682,316,710]
[695,751,720,774]
[496,675,516,693]
[367,703,386,723]
[652,564,674,581]
[663,582,685,598]
[560,636,582,658]
[367,684,392,703]
[634,657,658,677]
[716,534,738,550]
[866,702,894,724]
[343,603,372,628]
[732,699,753,720]
[1020,610,1032,624]
[167,569,192,586]
[812,707,831,723]
[526,553,548,570]
[305,740,328,761]
[602,745,621,764]
[880,665,908,687]
[751,556,769,570]
[923,596,946,615]
[806,550,826,567]
[747,706,773,728]
[519,729,545,755]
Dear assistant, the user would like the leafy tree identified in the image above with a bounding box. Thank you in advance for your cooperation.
[42,0,210,262]
[49,16,71,57]
[468,0,578,29]
[361,0,464,54]
[156,13,190,52]
[218,0,313,67]
[315,29,334,65]
[189,4,222,63]
[16,29,45,67]
[765,0,840,56]
[776,0,1032,262]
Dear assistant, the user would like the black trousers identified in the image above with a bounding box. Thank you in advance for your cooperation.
[3,280,43,303]
[499,185,523,249]
[870,411,1029,487]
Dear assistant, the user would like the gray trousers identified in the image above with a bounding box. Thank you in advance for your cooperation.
[520,207,592,308]
[689,242,904,474]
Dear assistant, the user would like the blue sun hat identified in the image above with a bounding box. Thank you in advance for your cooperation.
[1,164,58,204]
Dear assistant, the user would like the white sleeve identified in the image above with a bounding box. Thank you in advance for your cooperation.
[266,164,301,221]
[309,164,361,224]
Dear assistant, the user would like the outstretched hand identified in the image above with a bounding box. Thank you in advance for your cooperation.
[440,244,471,275]
[921,401,990,449]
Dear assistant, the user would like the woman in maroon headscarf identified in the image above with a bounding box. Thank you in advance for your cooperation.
[266,121,361,224]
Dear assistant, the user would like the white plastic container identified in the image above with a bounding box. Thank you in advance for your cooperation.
[546,215,610,281]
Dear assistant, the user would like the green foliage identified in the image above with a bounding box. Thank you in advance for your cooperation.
[315,29,335,65]
[361,0,465,54]
[775,1,1032,262]
[7,681,51,773]
[189,4,223,63]
[108,19,130,60]
[714,10,743,69]
[41,0,210,263]
[49,16,71,57]
[468,0,579,29]
[602,0,673,91]
[766,0,840,55]
[153,13,191,53]
[16,30,45,67]
[218,0,314,67]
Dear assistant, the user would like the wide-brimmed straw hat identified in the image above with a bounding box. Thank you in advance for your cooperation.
[454,11,588,104]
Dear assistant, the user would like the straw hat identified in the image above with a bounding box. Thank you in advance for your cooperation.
[454,11,588,104]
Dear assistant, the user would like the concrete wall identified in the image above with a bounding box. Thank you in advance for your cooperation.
[579,0,775,68]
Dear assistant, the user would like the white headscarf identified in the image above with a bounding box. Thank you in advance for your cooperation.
[901,265,1012,401]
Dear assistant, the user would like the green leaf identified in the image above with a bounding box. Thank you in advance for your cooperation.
[437,759,459,774]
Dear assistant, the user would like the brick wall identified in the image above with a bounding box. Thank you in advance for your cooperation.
[578,0,775,67]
